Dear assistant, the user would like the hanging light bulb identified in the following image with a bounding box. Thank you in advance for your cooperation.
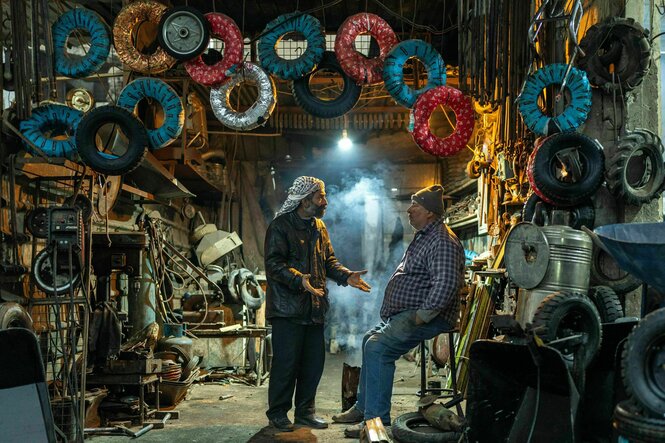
[338,129,352,151]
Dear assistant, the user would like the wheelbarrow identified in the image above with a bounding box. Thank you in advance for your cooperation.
[581,222,665,421]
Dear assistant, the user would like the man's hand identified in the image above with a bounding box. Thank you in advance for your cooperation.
[414,312,425,326]
[347,270,371,293]
[302,274,325,297]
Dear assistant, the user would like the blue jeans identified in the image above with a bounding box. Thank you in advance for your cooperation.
[354,310,451,424]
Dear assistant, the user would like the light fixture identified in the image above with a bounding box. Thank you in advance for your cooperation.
[338,129,352,151]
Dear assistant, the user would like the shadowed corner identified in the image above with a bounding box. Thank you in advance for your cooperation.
[247,425,318,442]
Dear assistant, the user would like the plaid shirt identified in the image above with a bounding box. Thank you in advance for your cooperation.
[380,218,465,327]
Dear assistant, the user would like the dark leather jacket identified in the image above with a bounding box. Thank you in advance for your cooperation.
[264,211,352,324]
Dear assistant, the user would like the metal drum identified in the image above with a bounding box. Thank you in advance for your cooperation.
[538,225,593,292]
[514,225,593,327]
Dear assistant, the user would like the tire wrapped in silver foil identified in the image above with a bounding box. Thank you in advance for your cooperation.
[210,62,276,131]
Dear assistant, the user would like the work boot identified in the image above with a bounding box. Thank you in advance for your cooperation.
[332,406,364,424]
[344,423,363,438]
[269,416,294,432]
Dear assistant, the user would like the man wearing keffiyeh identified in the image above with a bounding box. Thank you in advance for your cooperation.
[264,176,371,432]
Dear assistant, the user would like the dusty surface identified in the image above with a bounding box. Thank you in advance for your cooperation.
[89,351,444,442]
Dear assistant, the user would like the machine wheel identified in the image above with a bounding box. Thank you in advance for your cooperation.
[622,308,665,417]
[392,412,462,443]
[531,291,602,368]
[587,286,624,323]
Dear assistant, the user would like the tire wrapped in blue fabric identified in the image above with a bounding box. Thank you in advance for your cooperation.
[383,40,446,108]
[258,13,325,80]
[52,8,110,78]
[117,77,184,149]
[19,104,82,159]
[518,63,592,136]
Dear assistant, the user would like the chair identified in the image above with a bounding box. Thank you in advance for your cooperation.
[418,330,464,417]
[0,328,57,442]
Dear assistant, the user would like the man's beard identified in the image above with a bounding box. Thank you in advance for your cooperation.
[314,204,326,218]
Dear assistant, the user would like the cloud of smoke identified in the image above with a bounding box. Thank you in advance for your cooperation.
[322,167,407,367]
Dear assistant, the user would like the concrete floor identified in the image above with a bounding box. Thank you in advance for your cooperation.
[90,352,440,442]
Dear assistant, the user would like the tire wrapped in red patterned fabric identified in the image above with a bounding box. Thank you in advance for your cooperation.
[184,13,243,86]
[526,137,557,205]
[334,13,398,85]
[410,86,474,157]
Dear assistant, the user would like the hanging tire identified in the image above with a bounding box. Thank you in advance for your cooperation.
[258,13,326,80]
[589,244,641,295]
[19,104,83,159]
[410,86,475,157]
[613,400,665,442]
[605,129,665,206]
[210,62,276,131]
[522,192,595,230]
[335,13,399,85]
[0,302,33,330]
[32,248,82,296]
[392,412,462,443]
[113,0,176,74]
[518,63,592,136]
[531,291,602,368]
[291,51,361,118]
[158,6,210,61]
[383,39,447,108]
[622,308,665,417]
[587,286,624,323]
[75,105,148,176]
[184,13,243,86]
[527,132,605,206]
[52,8,110,78]
[578,17,651,92]
[117,77,184,149]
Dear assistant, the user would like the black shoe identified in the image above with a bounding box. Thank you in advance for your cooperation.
[344,423,363,438]
[269,416,295,432]
[295,414,329,429]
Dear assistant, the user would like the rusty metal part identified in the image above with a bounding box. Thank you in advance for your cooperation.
[66,88,95,113]
[113,1,176,74]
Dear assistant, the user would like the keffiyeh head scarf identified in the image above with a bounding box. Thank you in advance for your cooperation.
[274,176,325,219]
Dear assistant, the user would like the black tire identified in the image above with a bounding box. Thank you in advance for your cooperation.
[291,51,361,119]
[75,105,148,176]
[530,133,605,206]
[588,286,624,323]
[158,6,210,61]
[392,412,462,443]
[621,309,665,417]
[522,193,595,229]
[531,291,602,368]
[605,129,665,206]
[25,207,49,239]
[589,244,641,295]
[578,17,651,92]
[613,400,665,442]
[0,302,33,330]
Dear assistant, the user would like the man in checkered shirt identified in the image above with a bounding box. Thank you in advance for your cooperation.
[334,184,466,438]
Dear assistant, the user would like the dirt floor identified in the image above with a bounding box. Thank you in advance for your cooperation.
[89,351,448,442]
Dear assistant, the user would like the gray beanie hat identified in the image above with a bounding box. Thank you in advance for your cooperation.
[412,185,446,215]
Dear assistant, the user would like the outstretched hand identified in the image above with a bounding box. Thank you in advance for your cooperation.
[302,274,325,297]
[347,270,371,293]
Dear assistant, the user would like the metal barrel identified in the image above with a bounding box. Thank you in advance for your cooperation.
[538,225,593,292]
